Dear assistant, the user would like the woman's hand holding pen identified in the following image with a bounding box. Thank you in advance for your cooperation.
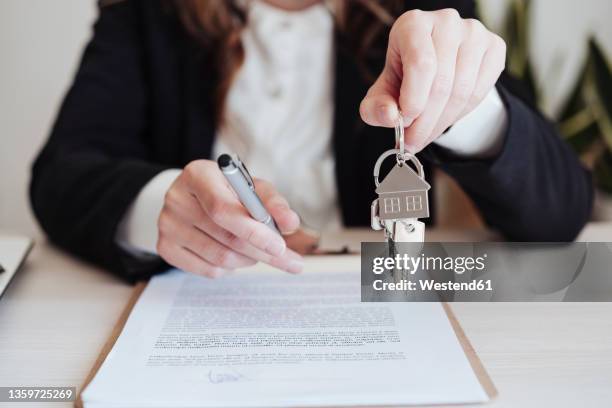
[360,8,506,152]
[157,160,304,278]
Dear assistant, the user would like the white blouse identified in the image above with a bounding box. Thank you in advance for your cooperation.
[117,0,507,255]
[212,1,341,231]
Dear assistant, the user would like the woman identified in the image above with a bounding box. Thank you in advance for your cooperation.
[30,0,592,281]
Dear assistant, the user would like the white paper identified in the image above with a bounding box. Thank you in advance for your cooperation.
[82,268,489,407]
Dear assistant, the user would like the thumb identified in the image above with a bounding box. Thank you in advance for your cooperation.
[254,179,300,235]
[359,68,401,128]
[267,203,300,236]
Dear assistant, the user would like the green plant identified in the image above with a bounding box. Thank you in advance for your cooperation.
[500,0,538,101]
[558,39,612,193]
[488,0,612,193]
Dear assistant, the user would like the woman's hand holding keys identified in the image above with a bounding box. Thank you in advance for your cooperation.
[360,8,506,152]
[157,160,303,278]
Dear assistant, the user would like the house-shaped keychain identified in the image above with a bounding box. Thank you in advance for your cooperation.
[375,163,430,220]
[371,149,430,242]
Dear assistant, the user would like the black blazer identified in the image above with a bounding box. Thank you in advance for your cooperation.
[30,0,593,281]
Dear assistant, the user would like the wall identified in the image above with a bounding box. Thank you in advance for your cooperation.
[0,0,96,237]
[0,0,610,238]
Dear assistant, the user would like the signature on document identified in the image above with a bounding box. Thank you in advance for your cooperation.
[207,368,247,384]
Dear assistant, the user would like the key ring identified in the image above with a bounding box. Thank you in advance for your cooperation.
[395,114,405,166]
[373,148,425,187]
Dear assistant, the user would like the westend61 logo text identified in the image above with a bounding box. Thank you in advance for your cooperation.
[372,253,488,275]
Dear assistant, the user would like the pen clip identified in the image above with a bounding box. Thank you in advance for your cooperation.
[234,155,255,189]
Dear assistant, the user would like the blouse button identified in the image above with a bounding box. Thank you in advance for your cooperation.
[270,87,283,98]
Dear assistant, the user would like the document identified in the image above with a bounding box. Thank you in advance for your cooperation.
[81,267,490,407]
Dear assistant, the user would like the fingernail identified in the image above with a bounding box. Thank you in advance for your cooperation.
[281,226,299,236]
[402,115,414,127]
[265,239,286,256]
[205,268,227,279]
[286,260,304,274]
[378,105,397,125]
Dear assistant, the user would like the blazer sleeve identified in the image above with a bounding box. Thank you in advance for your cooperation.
[425,76,594,241]
[30,1,170,280]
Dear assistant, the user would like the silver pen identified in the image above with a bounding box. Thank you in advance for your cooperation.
[217,154,280,234]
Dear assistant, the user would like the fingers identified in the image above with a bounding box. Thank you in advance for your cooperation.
[258,247,304,274]
[360,9,436,129]
[460,33,506,117]
[161,161,304,275]
[158,241,229,279]
[359,74,400,128]
[160,213,256,269]
[360,9,507,152]
[403,9,462,151]
[395,10,437,127]
[254,179,300,235]
[193,211,303,274]
[183,161,287,257]
[430,19,488,139]
[193,211,304,274]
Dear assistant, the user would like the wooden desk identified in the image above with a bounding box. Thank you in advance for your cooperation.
[0,224,611,407]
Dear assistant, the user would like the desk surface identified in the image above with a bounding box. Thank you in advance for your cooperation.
[0,224,611,408]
